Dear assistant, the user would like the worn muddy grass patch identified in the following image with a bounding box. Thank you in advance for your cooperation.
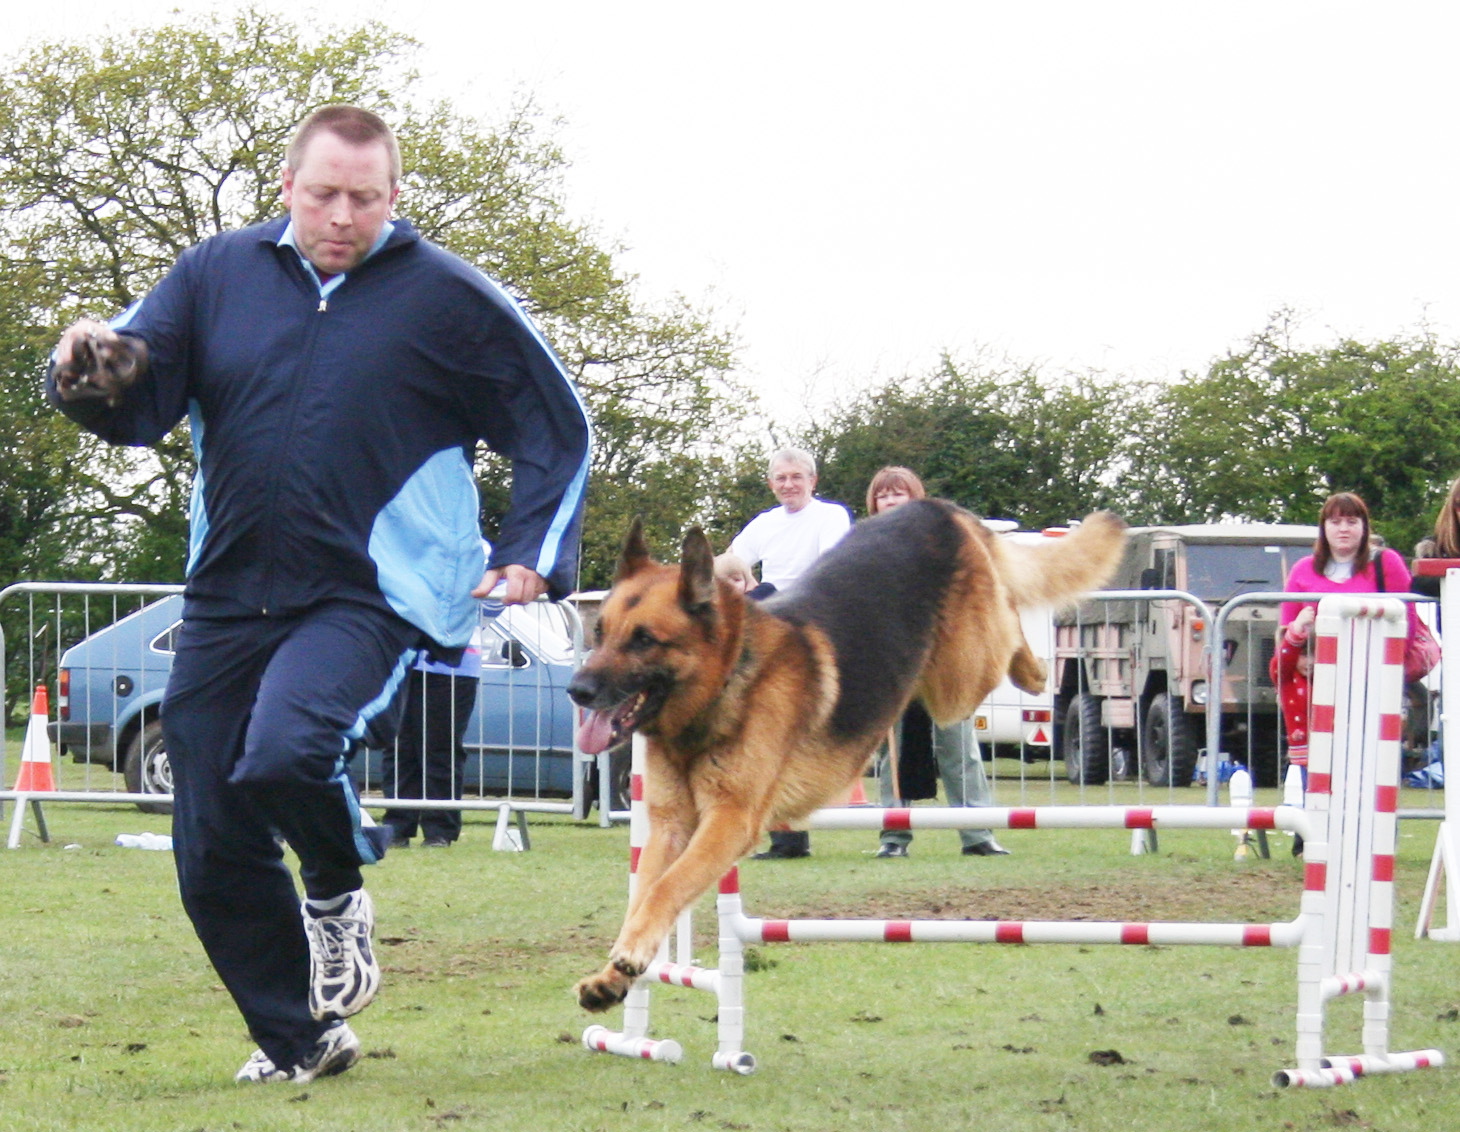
[775,867,1300,924]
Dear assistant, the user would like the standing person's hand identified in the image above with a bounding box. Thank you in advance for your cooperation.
[474,564,548,605]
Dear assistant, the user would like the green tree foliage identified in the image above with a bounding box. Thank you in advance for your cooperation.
[0,6,743,600]
[806,355,1145,526]
[1122,316,1460,552]
[804,319,1460,560]
[0,286,71,582]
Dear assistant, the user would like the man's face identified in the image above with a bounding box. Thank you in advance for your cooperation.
[768,459,815,512]
[280,130,398,275]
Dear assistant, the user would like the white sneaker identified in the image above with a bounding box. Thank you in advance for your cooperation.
[303,889,380,1021]
[235,1020,361,1083]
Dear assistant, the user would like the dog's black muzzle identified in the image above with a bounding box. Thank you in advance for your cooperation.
[567,669,607,710]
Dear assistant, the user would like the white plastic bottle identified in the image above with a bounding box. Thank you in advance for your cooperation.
[115,832,173,850]
[1228,767,1254,858]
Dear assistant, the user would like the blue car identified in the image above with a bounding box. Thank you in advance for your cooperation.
[51,594,586,814]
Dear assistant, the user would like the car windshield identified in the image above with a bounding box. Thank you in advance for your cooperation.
[1186,544,1308,602]
[495,602,579,665]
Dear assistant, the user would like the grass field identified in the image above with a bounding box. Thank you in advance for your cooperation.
[0,784,1456,1132]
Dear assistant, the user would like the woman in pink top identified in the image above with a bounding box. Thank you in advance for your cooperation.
[1278,491,1418,636]
[1272,491,1416,856]
[1273,492,1417,770]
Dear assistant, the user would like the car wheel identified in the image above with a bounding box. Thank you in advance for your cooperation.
[1061,693,1109,785]
[607,739,632,812]
[583,739,633,814]
[1142,693,1198,787]
[124,719,175,815]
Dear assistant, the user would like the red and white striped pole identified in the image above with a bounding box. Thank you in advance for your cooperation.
[582,733,684,1066]
[1274,594,1443,1088]
[1413,557,1460,940]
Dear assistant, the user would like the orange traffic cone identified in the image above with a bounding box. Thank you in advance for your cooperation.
[846,775,869,805]
[13,685,57,793]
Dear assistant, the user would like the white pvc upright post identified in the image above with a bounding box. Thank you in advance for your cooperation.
[711,870,757,1075]
[1415,561,1460,940]
[581,732,683,1066]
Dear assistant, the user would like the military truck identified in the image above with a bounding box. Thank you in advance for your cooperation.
[1052,523,1318,788]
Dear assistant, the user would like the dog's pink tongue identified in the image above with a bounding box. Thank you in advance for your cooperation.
[577,710,615,755]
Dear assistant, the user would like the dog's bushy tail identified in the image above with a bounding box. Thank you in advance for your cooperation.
[919,509,1127,724]
[994,511,1127,610]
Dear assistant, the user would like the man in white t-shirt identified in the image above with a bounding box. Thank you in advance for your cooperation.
[729,447,851,858]
[730,448,851,591]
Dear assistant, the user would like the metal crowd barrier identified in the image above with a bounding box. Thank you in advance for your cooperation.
[4,579,1444,848]
[1208,591,1443,812]
[976,589,1226,806]
[972,585,1442,828]
[1,581,622,848]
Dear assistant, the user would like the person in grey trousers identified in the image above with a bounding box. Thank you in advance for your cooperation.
[863,466,1008,858]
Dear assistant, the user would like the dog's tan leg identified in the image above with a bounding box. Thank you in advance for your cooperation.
[612,803,762,972]
[610,745,697,923]
[575,801,762,1012]
[624,801,694,919]
[575,769,699,1011]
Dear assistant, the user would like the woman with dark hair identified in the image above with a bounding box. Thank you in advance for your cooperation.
[864,466,1009,858]
[1278,492,1417,634]
[1273,493,1419,851]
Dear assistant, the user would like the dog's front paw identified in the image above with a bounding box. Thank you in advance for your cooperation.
[610,939,657,979]
[575,964,635,1012]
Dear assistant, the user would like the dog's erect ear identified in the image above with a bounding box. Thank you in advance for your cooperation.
[615,517,653,583]
[678,527,717,617]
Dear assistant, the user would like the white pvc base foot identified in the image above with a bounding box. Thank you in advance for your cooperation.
[582,1025,683,1064]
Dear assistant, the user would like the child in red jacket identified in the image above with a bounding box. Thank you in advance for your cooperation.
[1270,606,1316,768]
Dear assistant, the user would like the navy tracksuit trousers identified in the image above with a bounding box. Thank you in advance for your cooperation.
[382,670,478,843]
[161,601,422,1067]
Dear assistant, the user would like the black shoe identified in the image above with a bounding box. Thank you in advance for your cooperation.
[1292,833,1304,858]
[384,828,410,849]
[963,840,1011,856]
[751,846,810,860]
[421,836,451,848]
[874,843,909,858]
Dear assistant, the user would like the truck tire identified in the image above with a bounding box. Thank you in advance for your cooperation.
[1247,736,1282,789]
[1142,693,1198,787]
[123,719,175,815]
[1061,693,1109,785]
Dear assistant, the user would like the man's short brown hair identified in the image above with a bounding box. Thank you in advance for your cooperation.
[287,105,402,184]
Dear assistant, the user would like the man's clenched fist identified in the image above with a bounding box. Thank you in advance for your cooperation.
[53,320,148,406]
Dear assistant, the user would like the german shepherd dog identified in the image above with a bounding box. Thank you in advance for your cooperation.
[568,499,1124,1011]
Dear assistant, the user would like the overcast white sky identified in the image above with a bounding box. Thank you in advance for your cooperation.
[13,1,1460,424]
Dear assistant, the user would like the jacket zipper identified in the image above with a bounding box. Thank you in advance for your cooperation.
[260,284,330,613]
[256,234,409,612]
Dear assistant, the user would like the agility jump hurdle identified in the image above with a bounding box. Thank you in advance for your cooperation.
[1413,557,1460,941]
[583,595,1443,1087]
